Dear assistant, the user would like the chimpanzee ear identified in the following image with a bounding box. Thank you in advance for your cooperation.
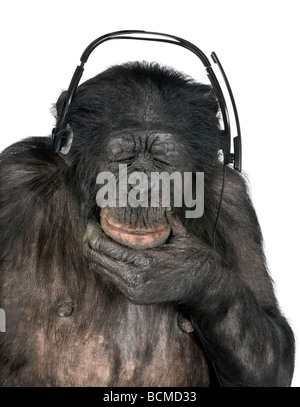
[55,91,68,119]
[206,90,220,117]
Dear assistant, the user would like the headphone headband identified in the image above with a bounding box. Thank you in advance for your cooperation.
[52,30,241,171]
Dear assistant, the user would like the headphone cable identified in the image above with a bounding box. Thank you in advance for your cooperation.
[212,160,227,250]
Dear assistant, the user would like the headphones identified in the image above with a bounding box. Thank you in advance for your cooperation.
[52,30,242,172]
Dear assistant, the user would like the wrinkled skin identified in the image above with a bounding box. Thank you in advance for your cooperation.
[0,62,295,387]
[84,211,200,304]
[95,131,190,250]
[100,206,171,250]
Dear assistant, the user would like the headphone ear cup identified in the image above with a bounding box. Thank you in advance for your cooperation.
[60,124,73,155]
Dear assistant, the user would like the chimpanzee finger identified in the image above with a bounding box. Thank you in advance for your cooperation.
[84,245,139,293]
[95,237,152,268]
[165,210,191,238]
[83,241,149,302]
[84,220,149,265]
[84,242,124,270]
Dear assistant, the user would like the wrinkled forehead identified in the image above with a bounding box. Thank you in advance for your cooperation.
[104,130,184,151]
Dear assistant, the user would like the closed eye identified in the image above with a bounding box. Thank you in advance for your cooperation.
[153,156,170,165]
[114,155,136,163]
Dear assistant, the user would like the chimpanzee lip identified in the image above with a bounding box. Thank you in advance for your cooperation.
[83,218,171,254]
[102,216,170,236]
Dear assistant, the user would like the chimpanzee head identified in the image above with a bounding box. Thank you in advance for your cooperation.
[55,62,221,249]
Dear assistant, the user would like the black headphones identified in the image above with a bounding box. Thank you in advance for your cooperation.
[52,30,242,172]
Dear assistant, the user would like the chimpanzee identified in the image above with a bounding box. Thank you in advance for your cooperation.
[0,57,295,386]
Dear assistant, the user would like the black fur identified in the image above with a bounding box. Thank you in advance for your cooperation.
[0,62,295,386]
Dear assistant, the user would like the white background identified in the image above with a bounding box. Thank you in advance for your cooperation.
[1,0,299,387]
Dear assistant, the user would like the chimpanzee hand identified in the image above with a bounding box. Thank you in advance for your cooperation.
[83,211,212,304]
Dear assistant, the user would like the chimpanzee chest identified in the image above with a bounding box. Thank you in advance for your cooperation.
[44,301,208,386]
[1,274,209,387]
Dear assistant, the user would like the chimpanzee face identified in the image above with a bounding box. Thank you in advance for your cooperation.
[60,62,219,250]
[93,129,195,249]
